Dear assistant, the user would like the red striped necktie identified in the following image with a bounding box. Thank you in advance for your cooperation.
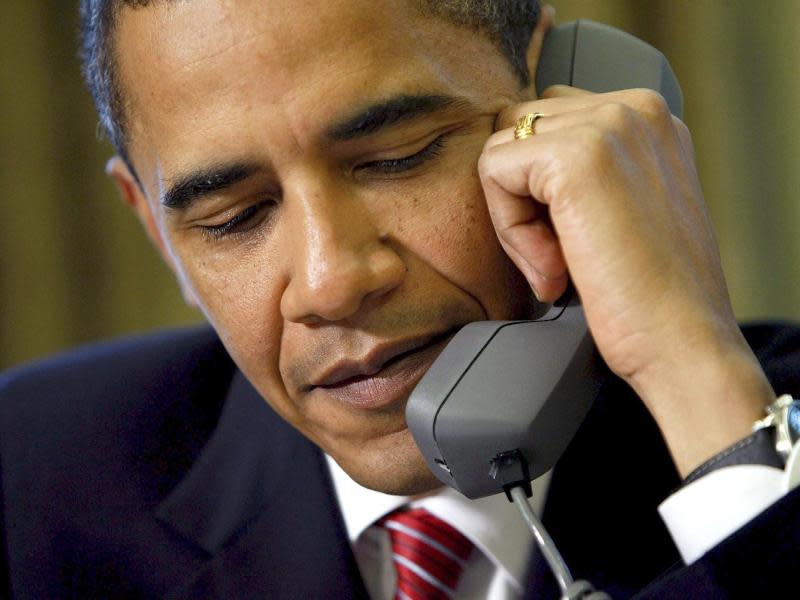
[382,507,474,600]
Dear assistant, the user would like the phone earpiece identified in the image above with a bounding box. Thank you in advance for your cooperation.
[407,20,682,499]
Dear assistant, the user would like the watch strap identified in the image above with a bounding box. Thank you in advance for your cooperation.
[683,427,784,486]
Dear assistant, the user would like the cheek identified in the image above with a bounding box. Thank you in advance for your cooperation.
[173,241,289,395]
[400,170,529,319]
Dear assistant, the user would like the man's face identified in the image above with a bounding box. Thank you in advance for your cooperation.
[116,0,538,494]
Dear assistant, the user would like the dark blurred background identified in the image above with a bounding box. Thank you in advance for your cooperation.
[2,1,799,370]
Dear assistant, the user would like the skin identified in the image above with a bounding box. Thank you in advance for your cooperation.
[109,0,775,495]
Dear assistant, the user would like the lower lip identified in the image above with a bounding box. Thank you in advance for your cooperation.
[313,337,451,411]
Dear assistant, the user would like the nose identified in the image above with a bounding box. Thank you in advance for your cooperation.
[280,185,406,324]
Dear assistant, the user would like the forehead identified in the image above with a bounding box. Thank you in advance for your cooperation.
[114,0,510,188]
[118,0,408,87]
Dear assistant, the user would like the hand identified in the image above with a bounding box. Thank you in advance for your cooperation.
[478,86,775,476]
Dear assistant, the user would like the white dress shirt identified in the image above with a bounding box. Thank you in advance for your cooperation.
[326,455,552,599]
[658,465,787,563]
[327,452,793,598]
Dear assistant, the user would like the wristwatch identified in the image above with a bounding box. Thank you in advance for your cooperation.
[684,394,800,485]
[753,394,800,462]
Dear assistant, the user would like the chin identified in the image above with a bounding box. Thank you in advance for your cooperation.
[337,429,445,496]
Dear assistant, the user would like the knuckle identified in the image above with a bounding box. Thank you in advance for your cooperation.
[495,104,517,131]
[598,102,633,130]
[577,124,615,163]
[477,144,499,177]
[632,88,671,120]
[540,84,570,99]
[672,117,697,155]
[672,116,691,140]
[482,129,506,152]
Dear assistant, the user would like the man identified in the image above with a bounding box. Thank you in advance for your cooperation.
[1,0,798,598]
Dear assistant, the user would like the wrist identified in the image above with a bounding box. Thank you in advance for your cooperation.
[629,329,774,477]
[682,427,784,485]
[681,393,800,484]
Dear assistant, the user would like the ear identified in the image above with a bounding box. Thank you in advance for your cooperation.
[522,4,556,99]
[106,156,170,261]
[106,156,199,308]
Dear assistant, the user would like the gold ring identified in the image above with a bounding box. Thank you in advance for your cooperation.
[513,112,545,140]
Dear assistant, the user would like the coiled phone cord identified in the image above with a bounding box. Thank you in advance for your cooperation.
[509,486,611,600]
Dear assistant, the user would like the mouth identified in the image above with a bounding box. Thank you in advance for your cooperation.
[307,328,458,410]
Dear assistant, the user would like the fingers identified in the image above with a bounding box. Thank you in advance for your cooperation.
[485,108,592,151]
[539,84,590,98]
[490,87,690,174]
[494,85,591,131]
[495,86,676,132]
[483,84,697,308]
[673,117,697,163]
[497,220,569,303]
[478,132,571,302]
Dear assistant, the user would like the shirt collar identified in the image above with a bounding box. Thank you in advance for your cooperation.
[325,454,551,592]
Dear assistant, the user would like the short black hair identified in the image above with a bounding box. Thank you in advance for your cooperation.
[79,0,540,166]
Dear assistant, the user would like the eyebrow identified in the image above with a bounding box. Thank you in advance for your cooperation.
[161,93,470,210]
[162,162,262,210]
[325,93,469,141]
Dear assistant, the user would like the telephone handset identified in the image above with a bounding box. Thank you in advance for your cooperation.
[406,21,683,500]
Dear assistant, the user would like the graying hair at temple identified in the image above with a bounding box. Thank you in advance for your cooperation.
[78,0,540,170]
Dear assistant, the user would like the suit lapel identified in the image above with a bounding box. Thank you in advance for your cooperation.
[152,362,682,598]
[156,371,368,599]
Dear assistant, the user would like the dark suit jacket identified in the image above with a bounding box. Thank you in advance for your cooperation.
[1,324,798,599]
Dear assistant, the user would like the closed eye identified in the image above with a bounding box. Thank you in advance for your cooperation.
[197,135,447,240]
[356,134,447,175]
[199,199,275,240]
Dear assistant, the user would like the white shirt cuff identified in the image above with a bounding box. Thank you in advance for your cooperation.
[658,465,784,564]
